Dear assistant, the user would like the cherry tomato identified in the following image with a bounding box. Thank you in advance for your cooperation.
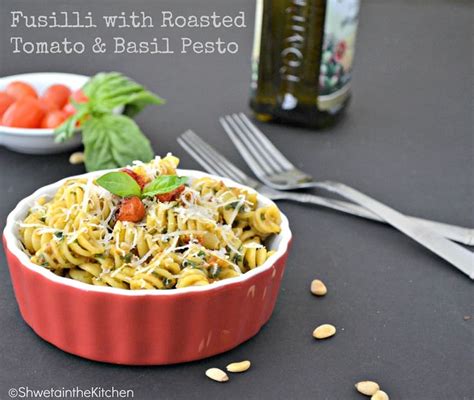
[5,81,38,101]
[0,92,15,118]
[67,89,89,112]
[1,97,45,128]
[121,168,150,189]
[62,103,76,116]
[40,110,68,129]
[70,89,88,103]
[117,196,146,222]
[41,97,60,112]
[156,185,185,202]
[41,84,71,110]
[63,89,88,116]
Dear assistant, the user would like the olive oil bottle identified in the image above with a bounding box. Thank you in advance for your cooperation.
[250,0,360,128]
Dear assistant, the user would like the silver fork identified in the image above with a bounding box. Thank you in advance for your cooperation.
[218,116,474,279]
[214,116,474,247]
[178,129,474,247]
[177,129,474,247]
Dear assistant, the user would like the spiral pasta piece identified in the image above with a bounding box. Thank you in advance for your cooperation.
[247,206,282,236]
[176,267,210,288]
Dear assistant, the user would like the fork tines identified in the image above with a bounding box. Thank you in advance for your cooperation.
[219,113,310,184]
[177,130,258,188]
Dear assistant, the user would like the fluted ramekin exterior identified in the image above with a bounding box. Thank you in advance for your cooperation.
[3,168,292,365]
[4,238,289,365]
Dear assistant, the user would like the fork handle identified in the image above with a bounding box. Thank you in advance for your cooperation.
[313,181,474,279]
[270,191,474,246]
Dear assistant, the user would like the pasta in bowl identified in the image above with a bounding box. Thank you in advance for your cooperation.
[3,155,291,364]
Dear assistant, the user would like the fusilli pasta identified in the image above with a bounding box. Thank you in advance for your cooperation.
[19,155,281,290]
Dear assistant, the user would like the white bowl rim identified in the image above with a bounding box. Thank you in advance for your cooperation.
[0,72,89,136]
[4,167,292,297]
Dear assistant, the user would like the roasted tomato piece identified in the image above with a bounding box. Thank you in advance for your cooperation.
[121,168,149,189]
[156,185,185,202]
[117,196,146,222]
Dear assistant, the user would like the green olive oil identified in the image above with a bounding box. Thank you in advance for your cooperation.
[250,0,360,128]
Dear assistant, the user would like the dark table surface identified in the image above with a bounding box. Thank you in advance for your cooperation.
[0,1,472,399]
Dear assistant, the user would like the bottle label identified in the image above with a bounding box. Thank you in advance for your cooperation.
[317,0,360,111]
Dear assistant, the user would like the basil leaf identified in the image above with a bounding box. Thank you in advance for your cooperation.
[82,114,154,172]
[83,72,164,116]
[96,171,141,198]
[123,91,166,118]
[142,176,188,197]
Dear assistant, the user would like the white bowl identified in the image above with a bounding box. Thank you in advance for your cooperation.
[0,72,88,154]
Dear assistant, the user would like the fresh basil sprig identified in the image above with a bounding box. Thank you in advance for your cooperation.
[82,115,155,172]
[96,171,141,198]
[54,72,165,172]
[82,72,165,117]
[142,175,188,197]
[96,172,188,199]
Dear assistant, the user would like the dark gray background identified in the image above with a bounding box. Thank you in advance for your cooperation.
[0,1,472,399]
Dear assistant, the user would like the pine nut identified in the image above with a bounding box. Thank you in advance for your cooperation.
[312,324,336,339]
[310,279,327,296]
[205,368,229,382]
[371,390,389,400]
[226,360,251,373]
[69,152,84,165]
[355,381,380,396]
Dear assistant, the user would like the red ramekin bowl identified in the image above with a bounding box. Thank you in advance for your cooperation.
[3,169,292,365]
